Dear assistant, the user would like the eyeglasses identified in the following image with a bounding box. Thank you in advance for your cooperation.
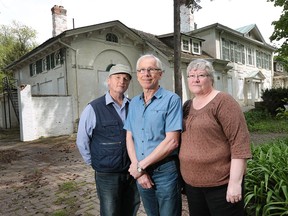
[137,68,162,74]
[187,74,209,79]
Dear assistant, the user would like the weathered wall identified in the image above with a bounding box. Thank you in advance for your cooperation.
[19,85,73,141]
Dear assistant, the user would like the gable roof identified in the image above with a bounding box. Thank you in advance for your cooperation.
[131,29,212,62]
[245,70,266,80]
[190,23,276,51]
[235,24,265,43]
[6,20,212,70]
[5,20,144,70]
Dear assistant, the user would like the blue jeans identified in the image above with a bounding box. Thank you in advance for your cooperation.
[95,172,140,216]
[185,182,245,216]
[137,159,182,216]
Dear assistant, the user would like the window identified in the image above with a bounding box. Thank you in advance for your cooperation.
[268,54,272,70]
[263,53,269,69]
[276,63,284,72]
[36,60,42,74]
[230,41,236,62]
[29,48,65,77]
[221,38,229,61]
[42,58,47,72]
[239,44,245,64]
[29,63,36,76]
[55,50,61,66]
[256,50,271,70]
[192,42,200,54]
[222,38,245,64]
[256,50,262,68]
[106,33,118,43]
[247,47,254,65]
[182,39,189,52]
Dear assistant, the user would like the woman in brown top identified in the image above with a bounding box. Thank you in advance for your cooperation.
[179,59,252,216]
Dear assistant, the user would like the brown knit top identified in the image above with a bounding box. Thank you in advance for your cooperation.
[179,92,252,187]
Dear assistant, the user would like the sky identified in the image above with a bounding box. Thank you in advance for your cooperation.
[0,0,284,46]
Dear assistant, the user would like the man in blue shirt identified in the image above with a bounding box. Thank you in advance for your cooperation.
[124,54,183,216]
[76,64,140,216]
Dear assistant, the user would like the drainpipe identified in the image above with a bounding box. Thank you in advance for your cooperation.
[58,39,80,120]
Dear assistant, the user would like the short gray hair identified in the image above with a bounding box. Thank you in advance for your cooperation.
[187,59,214,84]
[136,54,164,72]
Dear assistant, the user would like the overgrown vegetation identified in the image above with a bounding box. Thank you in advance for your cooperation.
[244,109,288,133]
[245,139,288,216]
[261,88,288,116]
[244,109,288,215]
[276,98,288,120]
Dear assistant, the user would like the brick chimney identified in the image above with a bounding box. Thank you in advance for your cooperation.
[51,5,67,37]
[180,4,195,33]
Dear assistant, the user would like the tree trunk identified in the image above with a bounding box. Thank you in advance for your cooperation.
[174,0,182,100]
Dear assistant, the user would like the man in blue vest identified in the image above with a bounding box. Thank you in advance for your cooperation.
[76,64,140,216]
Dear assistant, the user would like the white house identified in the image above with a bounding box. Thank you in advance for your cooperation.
[1,4,276,140]
[273,60,288,88]
[190,23,276,106]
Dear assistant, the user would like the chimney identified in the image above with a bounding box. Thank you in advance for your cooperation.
[180,4,195,33]
[51,5,67,37]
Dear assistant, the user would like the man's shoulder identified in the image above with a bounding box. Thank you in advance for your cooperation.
[130,94,141,102]
[90,95,105,104]
[162,89,181,101]
[160,87,180,97]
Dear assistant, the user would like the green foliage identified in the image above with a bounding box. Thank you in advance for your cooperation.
[245,138,288,216]
[244,109,288,133]
[0,20,38,90]
[276,98,288,120]
[261,88,288,116]
[268,0,288,61]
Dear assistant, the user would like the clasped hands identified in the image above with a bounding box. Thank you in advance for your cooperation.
[128,161,154,189]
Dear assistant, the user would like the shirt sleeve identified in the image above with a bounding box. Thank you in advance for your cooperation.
[76,104,96,165]
[166,95,183,132]
[217,94,252,159]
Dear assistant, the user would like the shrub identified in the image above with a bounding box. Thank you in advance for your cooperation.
[245,138,288,216]
[276,98,288,120]
[261,88,288,116]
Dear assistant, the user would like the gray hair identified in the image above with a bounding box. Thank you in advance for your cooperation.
[187,59,214,84]
[136,54,164,72]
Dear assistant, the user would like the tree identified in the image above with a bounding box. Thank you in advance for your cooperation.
[0,20,37,90]
[174,0,202,100]
[268,0,288,69]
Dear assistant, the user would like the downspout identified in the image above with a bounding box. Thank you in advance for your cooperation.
[58,39,80,120]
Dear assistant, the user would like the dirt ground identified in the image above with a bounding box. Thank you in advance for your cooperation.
[249,132,288,145]
[0,128,286,168]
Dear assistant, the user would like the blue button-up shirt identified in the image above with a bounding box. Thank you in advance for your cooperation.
[124,87,182,161]
[76,92,130,165]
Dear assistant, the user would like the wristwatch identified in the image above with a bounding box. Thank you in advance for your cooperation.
[137,163,145,173]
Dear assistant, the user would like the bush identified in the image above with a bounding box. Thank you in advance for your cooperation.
[245,138,288,216]
[261,88,288,116]
[276,98,288,120]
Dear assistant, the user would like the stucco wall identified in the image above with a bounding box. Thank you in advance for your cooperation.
[19,85,73,141]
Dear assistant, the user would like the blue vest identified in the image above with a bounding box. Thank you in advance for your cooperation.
[89,95,130,173]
